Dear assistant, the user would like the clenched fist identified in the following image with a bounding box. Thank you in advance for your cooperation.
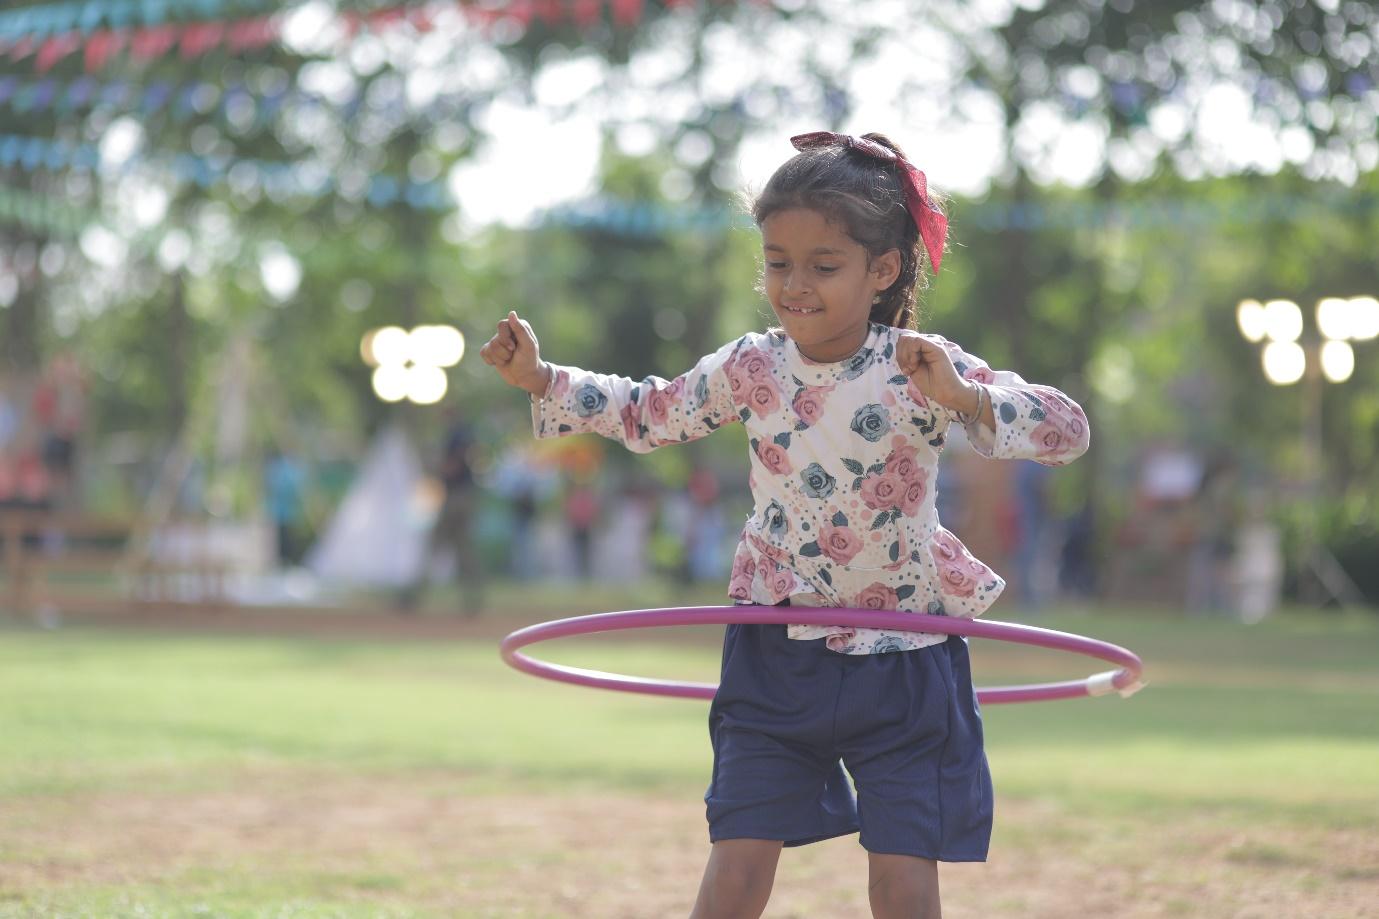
[480,310,552,397]
[896,331,979,417]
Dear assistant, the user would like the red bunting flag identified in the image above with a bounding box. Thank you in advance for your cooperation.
[130,26,179,62]
[36,32,82,73]
[7,36,36,63]
[84,30,127,73]
[611,0,644,26]
[226,18,277,53]
[571,0,602,27]
[179,22,225,59]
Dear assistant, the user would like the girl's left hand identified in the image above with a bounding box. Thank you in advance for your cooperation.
[896,332,973,411]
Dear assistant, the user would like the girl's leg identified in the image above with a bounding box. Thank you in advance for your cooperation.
[867,852,941,919]
[689,838,784,919]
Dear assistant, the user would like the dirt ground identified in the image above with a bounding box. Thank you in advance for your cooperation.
[3,768,1377,918]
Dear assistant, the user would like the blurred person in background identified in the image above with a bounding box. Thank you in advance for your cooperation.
[398,406,485,616]
[264,449,307,567]
[31,353,85,510]
[563,473,599,581]
[1185,450,1241,616]
[1010,460,1054,612]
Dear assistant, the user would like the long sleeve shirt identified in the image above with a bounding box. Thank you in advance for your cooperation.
[532,321,1090,654]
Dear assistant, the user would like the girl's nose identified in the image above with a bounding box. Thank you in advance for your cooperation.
[785,271,810,295]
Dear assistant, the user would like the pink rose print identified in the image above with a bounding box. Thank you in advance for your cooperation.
[620,401,642,442]
[963,365,995,385]
[818,523,863,566]
[756,441,793,476]
[645,388,672,428]
[930,528,964,564]
[860,473,905,511]
[900,477,927,516]
[739,349,774,380]
[906,377,930,408]
[1029,421,1068,459]
[767,563,795,603]
[854,582,900,610]
[552,368,570,397]
[728,550,756,600]
[665,376,685,399]
[883,443,922,482]
[746,379,782,417]
[726,362,752,406]
[792,387,830,426]
[937,560,978,597]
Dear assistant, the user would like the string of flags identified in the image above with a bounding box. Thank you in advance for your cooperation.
[0,132,452,210]
[538,191,1379,237]
[0,0,709,73]
[0,72,472,126]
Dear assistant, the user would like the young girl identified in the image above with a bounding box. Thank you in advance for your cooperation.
[481,131,1090,919]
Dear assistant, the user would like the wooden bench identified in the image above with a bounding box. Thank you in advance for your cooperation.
[0,511,234,618]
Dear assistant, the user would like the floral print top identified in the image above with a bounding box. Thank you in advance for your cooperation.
[532,322,1090,654]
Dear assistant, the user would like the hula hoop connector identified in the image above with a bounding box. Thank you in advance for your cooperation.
[1086,669,1146,698]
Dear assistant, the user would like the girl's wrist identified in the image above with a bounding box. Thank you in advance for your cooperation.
[951,381,985,425]
[525,362,553,398]
[947,380,980,416]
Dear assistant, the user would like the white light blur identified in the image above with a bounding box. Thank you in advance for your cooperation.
[1263,299,1303,343]
[1261,341,1306,386]
[370,326,411,366]
[1348,296,1379,341]
[259,243,302,302]
[98,117,144,168]
[407,365,449,404]
[79,224,127,268]
[371,364,409,402]
[410,325,465,367]
[1315,297,1353,341]
[1320,340,1355,383]
[1236,299,1267,343]
[156,229,192,272]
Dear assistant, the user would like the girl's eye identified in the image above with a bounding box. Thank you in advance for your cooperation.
[814,265,838,274]
[765,261,788,271]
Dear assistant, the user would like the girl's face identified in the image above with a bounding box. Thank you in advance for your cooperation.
[760,208,900,363]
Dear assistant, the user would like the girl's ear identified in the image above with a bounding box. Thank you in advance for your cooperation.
[870,248,902,291]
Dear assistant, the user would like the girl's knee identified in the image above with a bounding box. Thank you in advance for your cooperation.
[691,840,782,919]
[868,853,940,919]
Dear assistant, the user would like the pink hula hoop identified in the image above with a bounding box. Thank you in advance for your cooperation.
[501,607,1145,705]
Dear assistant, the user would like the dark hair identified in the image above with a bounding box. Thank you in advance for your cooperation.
[751,132,946,330]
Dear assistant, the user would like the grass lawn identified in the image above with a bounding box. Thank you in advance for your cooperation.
[1,591,1377,917]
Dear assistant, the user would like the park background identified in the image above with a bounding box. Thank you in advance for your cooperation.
[2,0,1377,916]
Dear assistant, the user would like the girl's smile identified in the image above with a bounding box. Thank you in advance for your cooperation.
[760,207,899,362]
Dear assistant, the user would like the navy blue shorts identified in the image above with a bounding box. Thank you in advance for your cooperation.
[704,619,993,862]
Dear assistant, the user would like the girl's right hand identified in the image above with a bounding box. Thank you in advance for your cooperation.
[480,310,552,397]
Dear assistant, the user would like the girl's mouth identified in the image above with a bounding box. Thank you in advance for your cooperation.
[782,304,821,315]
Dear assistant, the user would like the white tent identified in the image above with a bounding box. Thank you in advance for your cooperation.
[306,425,434,588]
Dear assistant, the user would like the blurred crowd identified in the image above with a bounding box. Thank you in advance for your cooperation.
[0,353,86,514]
[0,373,1287,620]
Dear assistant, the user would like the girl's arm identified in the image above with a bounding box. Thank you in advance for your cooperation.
[901,333,1090,466]
[481,311,741,452]
[531,341,745,454]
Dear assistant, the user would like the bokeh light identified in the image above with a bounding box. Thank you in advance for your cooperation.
[1261,340,1306,385]
[1235,299,1267,343]
[1262,299,1303,343]
[1320,340,1355,383]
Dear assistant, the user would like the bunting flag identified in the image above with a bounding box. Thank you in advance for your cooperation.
[0,181,178,259]
[0,132,453,211]
[0,0,686,73]
[0,72,470,126]
[538,191,1379,238]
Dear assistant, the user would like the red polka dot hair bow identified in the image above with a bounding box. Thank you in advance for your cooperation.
[790,131,948,275]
